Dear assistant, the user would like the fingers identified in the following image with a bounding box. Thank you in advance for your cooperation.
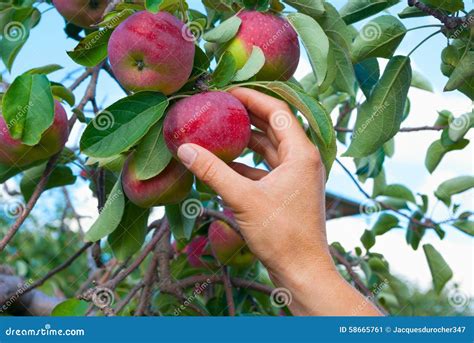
[230,162,269,180]
[248,130,279,168]
[177,144,253,205]
[230,87,308,145]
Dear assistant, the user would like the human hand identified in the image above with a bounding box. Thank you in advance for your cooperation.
[177,87,381,316]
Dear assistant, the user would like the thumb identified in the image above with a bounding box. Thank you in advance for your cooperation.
[177,144,253,205]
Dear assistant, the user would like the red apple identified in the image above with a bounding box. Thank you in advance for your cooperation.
[223,11,300,81]
[122,156,193,208]
[52,0,108,28]
[208,209,255,268]
[0,101,68,167]
[163,91,251,162]
[108,11,195,95]
[183,236,215,269]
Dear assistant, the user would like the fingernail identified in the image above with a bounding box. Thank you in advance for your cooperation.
[178,144,198,167]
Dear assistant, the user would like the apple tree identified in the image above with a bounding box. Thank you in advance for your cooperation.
[0,0,472,316]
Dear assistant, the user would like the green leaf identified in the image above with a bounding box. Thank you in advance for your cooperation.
[0,7,38,71]
[256,81,336,173]
[0,162,24,183]
[344,56,412,158]
[211,51,237,87]
[340,0,400,25]
[85,179,125,242]
[435,175,474,207]
[24,64,63,75]
[452,220,474,236]
[398,6,428,19]
[20,165,76,202]
[449,112,474,142]
[354,58,380,98]
[287,13,329,87]
[67,28,112,67]
[165,192,200,240]
[145,0,163,12]
[329,39,356,96]
[420,0,464,12]
[108,200,150,261]
[352,15,406,63]
[2,74,54,145]
[133,121,172,180]
[380,184,416,203]
[282,0,325,18]
[425,139,469,173]
[317,3,353,48]
[372,213,399,235]
[411,70,434,92]
[51,82,75,106]
[423,244,453,294]
[361,229,376,250]
[444,52,474,92]
[52,299,89,316]
[80,92,169,158]
[233,46,265,82]
[203,16,241,43]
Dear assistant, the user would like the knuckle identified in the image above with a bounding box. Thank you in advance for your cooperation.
[306,146,322,167]
[199,160,219,184]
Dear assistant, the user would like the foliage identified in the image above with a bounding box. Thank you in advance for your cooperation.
[0,0,472,316]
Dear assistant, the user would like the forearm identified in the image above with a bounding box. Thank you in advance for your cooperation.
[269,248,383,316]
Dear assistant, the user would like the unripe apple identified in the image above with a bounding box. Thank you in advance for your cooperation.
[108,11,195,95]
[122,156,193,208]
[163,91,251,162]
[0,101,68,167]
[52,0,108,28]
[223,11,300,81]
[208,209,255,268]
[183,236,215,269]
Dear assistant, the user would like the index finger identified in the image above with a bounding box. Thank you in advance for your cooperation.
[229,87,308,145]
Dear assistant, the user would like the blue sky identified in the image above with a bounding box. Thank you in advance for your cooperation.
[2,1,473,296]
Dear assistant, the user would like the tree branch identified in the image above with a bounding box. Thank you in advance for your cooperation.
[334,125,446,133]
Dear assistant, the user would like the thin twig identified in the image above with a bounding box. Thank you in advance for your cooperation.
[114,282,145,315]
[222,266,235,316]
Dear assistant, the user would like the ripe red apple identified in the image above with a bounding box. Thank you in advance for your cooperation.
[183,236,215,269]
[108,11,195,95]
[122,156,193,208]
[52,0,108,28]
[163,91,251,162]
[0,101,68,167]
[223,11,300,81]
[208,209,255,268]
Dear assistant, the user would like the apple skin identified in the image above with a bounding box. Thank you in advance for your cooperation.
[163,91,251,162]
[0,101,68,167]
[52,0,108,28]
[223,11,300,81]
[183,236,215,269]
[108,11,195,95]
[208,209,255,268]
[122,156,193,208]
